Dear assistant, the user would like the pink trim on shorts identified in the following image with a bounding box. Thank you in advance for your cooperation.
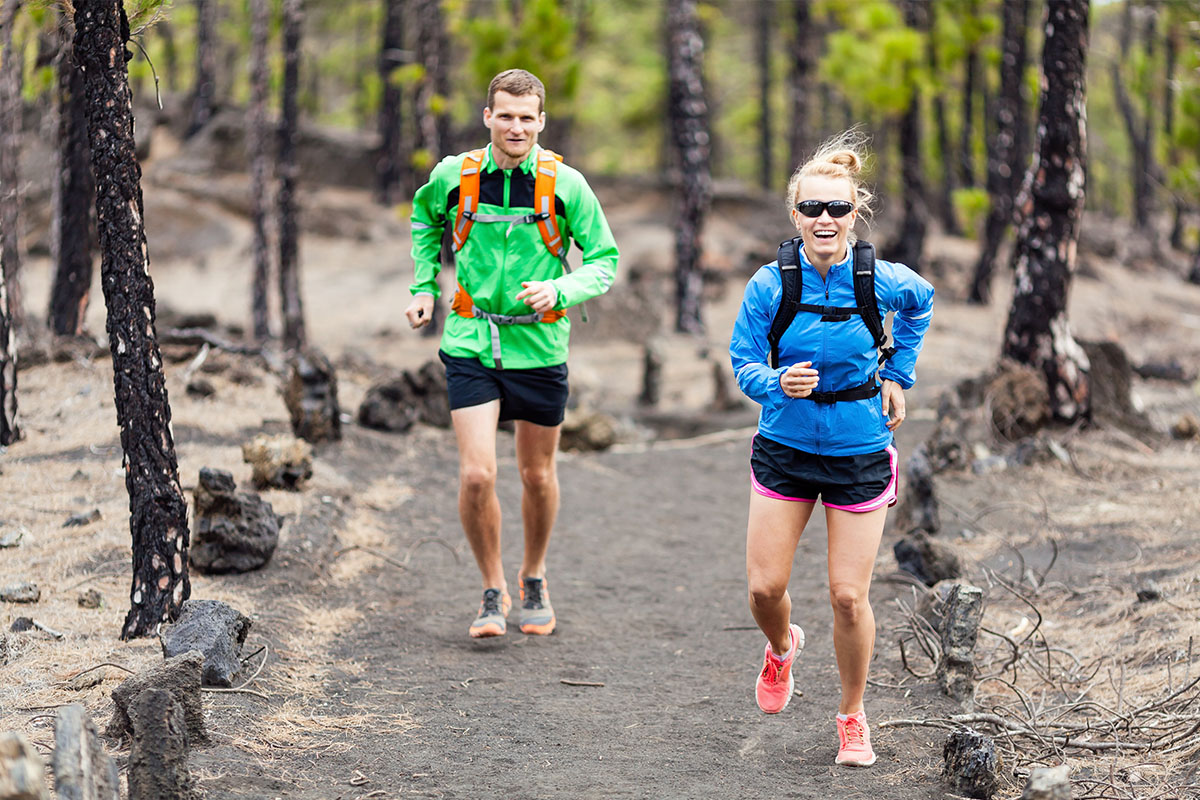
[822,445,898,513]
[750,469,816,503]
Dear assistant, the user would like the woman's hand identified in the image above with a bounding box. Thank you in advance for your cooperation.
[780,361,819,398]
[881,379,906,430]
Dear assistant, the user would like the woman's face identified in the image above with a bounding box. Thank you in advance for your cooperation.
[791,175,857,267]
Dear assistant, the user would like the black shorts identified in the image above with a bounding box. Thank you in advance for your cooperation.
[750,434,897,512]
[439,350,569,427]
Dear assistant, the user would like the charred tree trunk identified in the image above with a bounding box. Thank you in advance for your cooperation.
[49,19,96,336]
[1163,22,1184,251]
[277,0,306,350]
[755,0,771,190]
[969,0,1029,304]
[927,0,959,235]
[1002,0,1091,424]
[185,0,217,138]
[411,0,448,183]
[885,0,929,270]
[1110,0,1157,229]
[0,230,16,445]
[1,0,24,332]
[376,0,406,205]
[73,0,191,638]
[959,42,979,189]
[248,0,271,342]
[787,0,815,170]
[667,0,711,334]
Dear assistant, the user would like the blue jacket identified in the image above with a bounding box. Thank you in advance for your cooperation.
[730,242,935,456]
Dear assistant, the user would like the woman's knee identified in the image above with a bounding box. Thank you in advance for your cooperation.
[829,584,868,621]
[748,575,788,608]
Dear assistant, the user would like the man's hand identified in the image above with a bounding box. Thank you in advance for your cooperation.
[780,361,819,398]
[515,281,558,314]
[405,295,434,329]
[881,379,906,430]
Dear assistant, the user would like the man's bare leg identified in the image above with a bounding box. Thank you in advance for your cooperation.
[451,401,505,591]
[514,419,561,581]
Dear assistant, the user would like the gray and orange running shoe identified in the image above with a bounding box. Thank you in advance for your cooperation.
[468,588,511,638]
[518,576,556,635]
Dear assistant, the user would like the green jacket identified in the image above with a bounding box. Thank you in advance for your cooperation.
[409,143,620,369]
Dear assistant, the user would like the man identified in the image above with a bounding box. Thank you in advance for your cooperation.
[404,69,619,639]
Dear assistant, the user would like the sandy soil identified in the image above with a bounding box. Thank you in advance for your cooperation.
[2,147,1199,799]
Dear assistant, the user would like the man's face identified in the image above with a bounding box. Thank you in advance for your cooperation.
[483,91,545,165]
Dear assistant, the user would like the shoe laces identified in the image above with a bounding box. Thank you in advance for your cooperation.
[480,588,503,616]
[522,578,544,609]
[842,716,866,747]
[760,655,781,684]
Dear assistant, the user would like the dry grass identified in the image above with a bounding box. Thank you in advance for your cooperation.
[882,410,1200,797]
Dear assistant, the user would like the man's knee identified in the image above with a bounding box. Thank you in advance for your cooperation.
[519,463,556,492]
[460,462,497,493]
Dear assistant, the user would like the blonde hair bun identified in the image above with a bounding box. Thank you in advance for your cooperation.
[785,129,875,231]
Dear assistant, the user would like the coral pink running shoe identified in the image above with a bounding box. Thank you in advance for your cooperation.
[835,710,877,766]
[754,623,804,714]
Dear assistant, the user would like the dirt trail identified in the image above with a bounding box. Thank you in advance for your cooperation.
[187,417,950,800]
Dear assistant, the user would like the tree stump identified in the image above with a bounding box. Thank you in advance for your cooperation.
[108,651,207,744]
[191,468,281,573]
[937,582,985,704]
[893,532,963,586]
[241,434,313,490]
[639,341,663,407]
[942,728,1000,798]
[283,347,341,443]
[161,599,251,686]
[1021,764,1071,800]
[0,732,49,800]
[126,690,198,800]
[52,704,119,800]
[356,360,450,433]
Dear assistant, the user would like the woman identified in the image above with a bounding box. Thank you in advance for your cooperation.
[729,132,934,767]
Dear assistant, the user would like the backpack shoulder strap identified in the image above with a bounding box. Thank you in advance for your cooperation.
[533,149,566,262]
[451,149,486,252]
[534,149,590,322]
[852,240,896,365]
[766,238,803,370]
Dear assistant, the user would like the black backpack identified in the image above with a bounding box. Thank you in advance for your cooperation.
[766,238,896,403]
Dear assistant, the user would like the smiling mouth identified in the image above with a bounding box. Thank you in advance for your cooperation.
[813,231,837,240]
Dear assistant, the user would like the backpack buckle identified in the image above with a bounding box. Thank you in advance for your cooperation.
[820,307,851,322]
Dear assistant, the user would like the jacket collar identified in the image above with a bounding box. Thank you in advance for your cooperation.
[797,241,853,274]
[484,143,540,175]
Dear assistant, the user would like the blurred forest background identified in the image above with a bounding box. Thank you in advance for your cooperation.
[4,0,1200,263]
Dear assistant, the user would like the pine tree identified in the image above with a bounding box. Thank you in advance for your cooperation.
[248,0,272,342]
[376,0,406,204]
[185,0,217,137]
[666,0,710,334]
[886,0,929,270]
[969,0,1030,304]
[787,0,816,172]
[1002,0,1091,423]
[48,13,96,336]
[1,0,24,331]
[72,0,191,638]
[278,0,306,350]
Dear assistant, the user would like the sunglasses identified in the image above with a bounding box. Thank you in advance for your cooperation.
[795,199,854,219]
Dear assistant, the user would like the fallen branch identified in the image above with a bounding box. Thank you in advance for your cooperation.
[560,679,605,687]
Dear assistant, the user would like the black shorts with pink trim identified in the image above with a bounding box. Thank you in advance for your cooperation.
[750,434,898,512]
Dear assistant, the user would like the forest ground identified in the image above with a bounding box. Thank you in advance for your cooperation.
[2,131,1200,799]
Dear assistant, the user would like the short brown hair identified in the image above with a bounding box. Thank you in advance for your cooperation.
[487,69,546,113]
